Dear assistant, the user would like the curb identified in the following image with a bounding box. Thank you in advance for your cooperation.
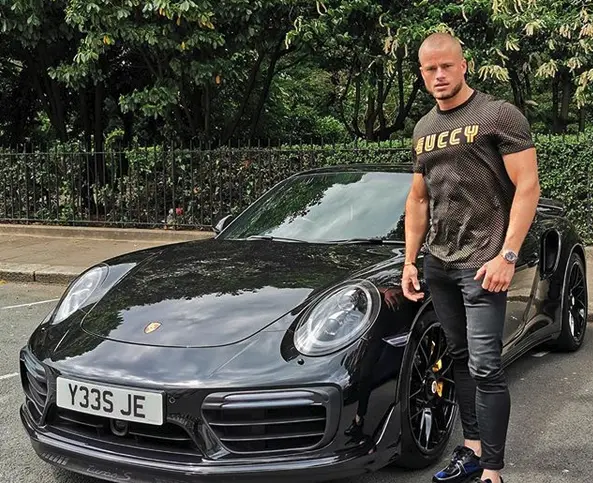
[0,263,82,285]
[0,224,215,243]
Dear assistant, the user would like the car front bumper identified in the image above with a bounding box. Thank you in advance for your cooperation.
[21,403,400,483]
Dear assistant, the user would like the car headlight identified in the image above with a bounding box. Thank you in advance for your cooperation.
[53,265,109,323]
[294,280,381,356]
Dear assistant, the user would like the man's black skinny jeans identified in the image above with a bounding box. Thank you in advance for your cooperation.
[423,253,511,471]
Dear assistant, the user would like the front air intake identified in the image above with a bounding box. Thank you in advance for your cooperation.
[201,388,340,455]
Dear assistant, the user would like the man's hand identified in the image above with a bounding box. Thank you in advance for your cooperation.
[474,256,515,292]
[402,264,425,302]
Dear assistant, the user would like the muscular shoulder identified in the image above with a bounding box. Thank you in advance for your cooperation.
[474,92,524,124]
[474,92,534,154]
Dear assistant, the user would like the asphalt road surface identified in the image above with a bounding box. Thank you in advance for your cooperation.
[1,281,592,483]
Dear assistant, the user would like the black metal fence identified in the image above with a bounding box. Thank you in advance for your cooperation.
[0,142,412,230]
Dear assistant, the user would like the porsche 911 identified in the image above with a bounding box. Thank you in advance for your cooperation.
[19,164,587,483]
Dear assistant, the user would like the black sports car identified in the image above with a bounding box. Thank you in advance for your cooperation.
[20,164,588,483]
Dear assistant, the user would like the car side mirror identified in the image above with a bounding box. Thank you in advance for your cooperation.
[213,214,234,234]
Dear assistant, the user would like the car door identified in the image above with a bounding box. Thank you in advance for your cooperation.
[502,226,540,347]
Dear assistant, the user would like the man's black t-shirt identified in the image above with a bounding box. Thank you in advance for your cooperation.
[411,90,535,269]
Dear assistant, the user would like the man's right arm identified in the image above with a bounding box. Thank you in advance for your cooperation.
[405,173,430,264]
[402,173,430,301]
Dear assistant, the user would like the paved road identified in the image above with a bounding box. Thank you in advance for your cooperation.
[1,281,592,483]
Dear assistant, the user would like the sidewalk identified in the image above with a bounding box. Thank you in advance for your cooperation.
[0,224,214,284]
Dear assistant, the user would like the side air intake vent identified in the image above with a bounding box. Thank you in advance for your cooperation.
[20,349,48,423]
[202,387,340,455]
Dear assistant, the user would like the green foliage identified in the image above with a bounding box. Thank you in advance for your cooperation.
[284,0,445,140]
[482,0,593,108]
[42,0,321,144]
[534,131,593,242]
[3,0,593,146]
[258,64,348,141]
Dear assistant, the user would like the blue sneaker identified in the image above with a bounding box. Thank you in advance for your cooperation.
[432,445,482,482]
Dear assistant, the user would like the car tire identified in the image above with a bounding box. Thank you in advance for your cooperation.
[551,252,588,352]
[394,309,458,470]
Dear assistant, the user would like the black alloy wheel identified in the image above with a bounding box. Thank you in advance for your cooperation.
[396,312,458,469]
[554,252,588,351]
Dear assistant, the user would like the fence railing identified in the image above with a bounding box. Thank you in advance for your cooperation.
[0,144,412,230]
[2,138,592,244]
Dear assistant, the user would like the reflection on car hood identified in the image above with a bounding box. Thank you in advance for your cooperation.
[81,239,402,348]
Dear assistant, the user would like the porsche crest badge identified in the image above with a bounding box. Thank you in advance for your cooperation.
[144,322,162,334]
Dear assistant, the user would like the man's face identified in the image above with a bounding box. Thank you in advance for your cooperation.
[419,46,467,101]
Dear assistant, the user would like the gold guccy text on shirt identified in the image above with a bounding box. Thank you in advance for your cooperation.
[415,125,479,155]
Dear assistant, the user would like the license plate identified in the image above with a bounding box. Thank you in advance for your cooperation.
[56,377,163,425]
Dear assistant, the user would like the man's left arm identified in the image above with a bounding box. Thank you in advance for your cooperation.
[475,103,540,292]
[501,147,541,256]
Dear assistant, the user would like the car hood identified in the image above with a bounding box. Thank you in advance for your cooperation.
[80,239,404,348]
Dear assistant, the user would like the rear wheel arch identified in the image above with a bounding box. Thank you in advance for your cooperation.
[551,245,588,351]
[571,243,586,274]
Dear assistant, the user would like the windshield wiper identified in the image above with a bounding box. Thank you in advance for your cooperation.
[332,237,404,245]
[245,235,309,243]
[242,235,403,245]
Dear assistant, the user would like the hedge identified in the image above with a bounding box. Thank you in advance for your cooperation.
[532,132,592,243]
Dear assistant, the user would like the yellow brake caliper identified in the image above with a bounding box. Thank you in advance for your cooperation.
[431,341,444,397]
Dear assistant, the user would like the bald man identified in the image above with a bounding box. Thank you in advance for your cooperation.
[402,33,540,483]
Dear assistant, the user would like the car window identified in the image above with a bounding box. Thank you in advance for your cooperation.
[219,171,411,242]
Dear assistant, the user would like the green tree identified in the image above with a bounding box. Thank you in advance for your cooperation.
[0,0,78,143]
[51,0,319,145]
[285,1,429,141]
[477,0,593,132]
[2,0,593,147]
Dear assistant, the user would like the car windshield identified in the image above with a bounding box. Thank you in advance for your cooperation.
[219,170,412,243]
